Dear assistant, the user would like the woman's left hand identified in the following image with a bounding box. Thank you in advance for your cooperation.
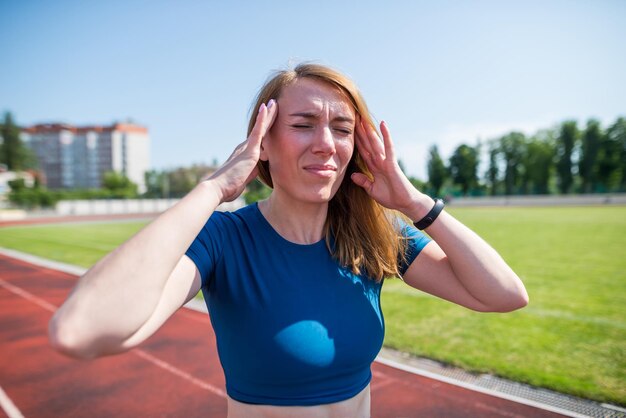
[351,120,431,218]
[353,120,528,312]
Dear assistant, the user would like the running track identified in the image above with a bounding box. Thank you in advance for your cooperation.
[0,253,566,417]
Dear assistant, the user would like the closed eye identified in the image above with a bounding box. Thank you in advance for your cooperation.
[334,126,353,136]
[292,124,313,129]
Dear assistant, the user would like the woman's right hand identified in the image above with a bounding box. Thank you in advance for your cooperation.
[208,99,277,202]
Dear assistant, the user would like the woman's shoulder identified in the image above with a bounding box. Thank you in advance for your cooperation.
[191,203,261,253]
[205,202,261,230]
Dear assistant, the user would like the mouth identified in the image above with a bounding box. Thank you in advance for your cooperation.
[303,164,337,178]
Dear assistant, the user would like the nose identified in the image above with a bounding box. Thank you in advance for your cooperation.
[311,126,336,155]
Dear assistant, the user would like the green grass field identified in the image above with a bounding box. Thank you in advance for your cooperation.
[0,206,624,405]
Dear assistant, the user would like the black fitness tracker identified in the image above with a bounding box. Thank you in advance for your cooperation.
[413,198,445,230]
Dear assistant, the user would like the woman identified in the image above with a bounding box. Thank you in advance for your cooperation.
[49,63,528,417]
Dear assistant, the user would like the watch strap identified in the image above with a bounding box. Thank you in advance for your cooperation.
[413,198,445,230]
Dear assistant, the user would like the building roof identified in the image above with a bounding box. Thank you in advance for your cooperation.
[22,122,148,135]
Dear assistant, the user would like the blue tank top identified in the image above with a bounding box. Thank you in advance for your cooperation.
[185,203,430,406]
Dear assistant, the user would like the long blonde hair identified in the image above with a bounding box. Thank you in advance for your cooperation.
[247,63,406,281]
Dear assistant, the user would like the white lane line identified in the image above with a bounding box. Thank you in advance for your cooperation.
[0,385,25,418]
[133,349,226,398]
[0,247,207,316]
[0,274,226,400]
[0,248,87,277]
[0,278,56,313]
[374,356,591,418]
[2,249,602,415]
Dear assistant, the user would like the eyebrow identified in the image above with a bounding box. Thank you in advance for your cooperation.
[288,112,355,123]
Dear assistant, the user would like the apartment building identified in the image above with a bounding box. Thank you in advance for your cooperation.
[22,122,150,193]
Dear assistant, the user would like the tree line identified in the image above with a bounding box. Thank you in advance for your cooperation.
[143,164,217,198]
[3,110,625,208]
[425,117,626,197]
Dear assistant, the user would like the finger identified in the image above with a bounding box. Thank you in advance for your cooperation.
[356,121,375,159]
[265,99,278,130]
[380,121,396,161]
[351,172,374,194]
[355,128,374,166]
[248,101,270,145]
[360,120,385,163]
[259,99,277,135]
[356,135,384,173]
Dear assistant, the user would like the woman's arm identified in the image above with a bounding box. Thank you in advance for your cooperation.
[49,100,277,358]
[401,200,529,312]
[351,120,528,312]
[48,182,220,359]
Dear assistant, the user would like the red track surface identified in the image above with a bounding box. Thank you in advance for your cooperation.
[0,254,565,417]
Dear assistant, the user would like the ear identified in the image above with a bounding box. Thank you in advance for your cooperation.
[259,135,270,162]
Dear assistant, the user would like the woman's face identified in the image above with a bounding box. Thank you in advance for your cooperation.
[261,78,356,204]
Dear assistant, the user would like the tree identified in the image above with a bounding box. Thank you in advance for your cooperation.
[143,164,217,198]
[167,167,198,197]
[0,112,35,170]
[485,140,500,196]
[102,171,138,198]
[448,144,479,195]
[144,169,166,198]
[499,132,526,195]
[165,164,216,197]
[598,117,626,192]
[244,178,272,203]
[427,145,447,196]
[616,118,626,191]
[578,119,602,193]
[524,130,556,194]
[556,121,578,194]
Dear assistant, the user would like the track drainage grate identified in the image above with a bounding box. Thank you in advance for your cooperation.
[377,347,625,418]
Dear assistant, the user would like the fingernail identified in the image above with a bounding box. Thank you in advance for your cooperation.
[258,103,266,113]
[267,99,275,109]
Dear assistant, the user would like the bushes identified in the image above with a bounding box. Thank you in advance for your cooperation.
[6,171,139,209]
[8,188,59,209]
[244,179,272,204]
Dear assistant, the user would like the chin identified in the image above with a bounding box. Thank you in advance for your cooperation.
[307,193,334,203]
[300,187,337,203]
[278,179,343,204]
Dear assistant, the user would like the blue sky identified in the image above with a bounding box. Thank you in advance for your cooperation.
[1,0,624,178]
